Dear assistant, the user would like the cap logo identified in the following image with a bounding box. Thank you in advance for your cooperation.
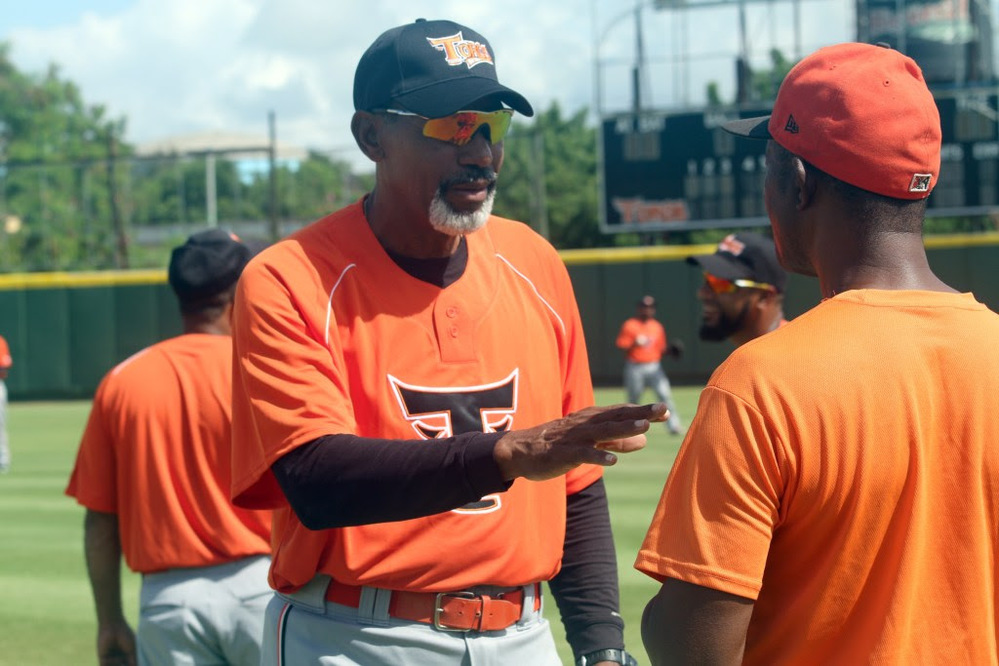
[909,173,932,193]
[784,114,799,134]
[717,234,745,256]
[427,32,494,69]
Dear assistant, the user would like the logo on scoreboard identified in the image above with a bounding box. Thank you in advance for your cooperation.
[611,197,690,224]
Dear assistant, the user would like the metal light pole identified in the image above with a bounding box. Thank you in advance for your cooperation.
[593,0,653,118]
[268,111,279,242]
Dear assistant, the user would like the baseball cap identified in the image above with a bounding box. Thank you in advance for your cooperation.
[722,42,941,200]
[353,18,534,118]
[638,295,656,307]
[686,232,788,294]
[168,229,252,306]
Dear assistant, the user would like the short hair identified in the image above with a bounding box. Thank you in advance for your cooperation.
[178,284,236,319]
[770,141,927,234]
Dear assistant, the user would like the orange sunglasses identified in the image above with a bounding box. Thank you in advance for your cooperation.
[703,272,776,294]
[380,108,514,145]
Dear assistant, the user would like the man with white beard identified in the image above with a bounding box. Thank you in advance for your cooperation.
[227,17,654,666]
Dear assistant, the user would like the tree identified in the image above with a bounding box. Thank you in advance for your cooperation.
[495,102,611,249]
[705,48,796,105]
[0,42,128,270]
[751,48,794,101]
[244,150,373,225]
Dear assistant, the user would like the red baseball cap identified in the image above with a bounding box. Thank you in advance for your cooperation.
[723,42,941,200]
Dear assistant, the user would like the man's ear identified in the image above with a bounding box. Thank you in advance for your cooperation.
[351,111,386,162]
[793,155,817,211]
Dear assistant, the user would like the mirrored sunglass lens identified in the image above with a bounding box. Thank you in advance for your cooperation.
[423,111,512,145]
[705,273,736,293]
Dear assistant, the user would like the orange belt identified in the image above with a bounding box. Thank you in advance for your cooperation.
[325,582,541,632]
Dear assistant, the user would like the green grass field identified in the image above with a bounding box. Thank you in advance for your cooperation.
[0,385,703,665]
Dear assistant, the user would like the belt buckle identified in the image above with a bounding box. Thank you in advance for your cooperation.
[433,591,479,632]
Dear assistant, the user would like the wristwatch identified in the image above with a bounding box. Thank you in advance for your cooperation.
[576,648,638,666]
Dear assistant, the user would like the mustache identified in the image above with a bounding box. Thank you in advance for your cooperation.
[440,167,498,190]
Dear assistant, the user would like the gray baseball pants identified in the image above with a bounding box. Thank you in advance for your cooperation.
[137,555,272,666]
[263,576,562,666]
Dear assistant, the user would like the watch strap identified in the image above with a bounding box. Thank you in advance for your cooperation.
[577,648,637,666]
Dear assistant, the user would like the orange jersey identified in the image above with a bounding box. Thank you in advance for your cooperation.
[66,334,272,574]
[636,290,999,663]
[0,335,10,368]
[231,200,600,594]
[615,317,666,363]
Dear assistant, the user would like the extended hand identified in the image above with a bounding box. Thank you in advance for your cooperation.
[493,403,668,482]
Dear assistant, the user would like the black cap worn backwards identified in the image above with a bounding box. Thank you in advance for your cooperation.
[686,232,788,294]
[168,229,252,306]
[353,18,534,118]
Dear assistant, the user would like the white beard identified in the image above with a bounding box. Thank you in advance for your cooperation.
[428,189,494,236]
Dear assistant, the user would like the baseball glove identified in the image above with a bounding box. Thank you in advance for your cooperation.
[666,340,684,359]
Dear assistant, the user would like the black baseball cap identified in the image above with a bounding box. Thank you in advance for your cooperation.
[168,229,252,306]
[686,232,788,294]
[353,18,534,118]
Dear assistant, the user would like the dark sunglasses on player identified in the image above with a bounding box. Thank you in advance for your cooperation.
[379,108,514,146]
[703,272,776,294]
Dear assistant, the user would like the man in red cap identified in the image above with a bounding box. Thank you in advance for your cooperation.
[637,42,999,664]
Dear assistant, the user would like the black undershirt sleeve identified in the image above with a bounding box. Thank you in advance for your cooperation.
[272,436,623,657]
[549,478,626,660]
[273,238,619,655]
[271,432,510,529]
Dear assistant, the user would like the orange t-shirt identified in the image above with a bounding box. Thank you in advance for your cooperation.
[0,335,11,368]
[636,290,999,664]
[615,317,666,364]
[66,334,272,574]
[230,201,600,594]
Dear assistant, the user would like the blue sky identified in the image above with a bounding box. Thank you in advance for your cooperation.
[7,1,134,30]
[2,0,858,168]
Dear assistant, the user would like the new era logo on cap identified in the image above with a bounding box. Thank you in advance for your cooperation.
[427,32,494,69]
[784,114,799,134]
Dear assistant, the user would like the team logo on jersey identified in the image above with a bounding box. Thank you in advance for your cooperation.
[426,32,495,69]
[388,370,518,514]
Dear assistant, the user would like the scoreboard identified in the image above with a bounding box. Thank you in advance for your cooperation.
[599,88,999,233]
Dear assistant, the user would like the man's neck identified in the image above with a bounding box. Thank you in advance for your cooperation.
[731,309,783,348]
[813,226,957,297]
[181,318,230,336]
[364,193,461,259]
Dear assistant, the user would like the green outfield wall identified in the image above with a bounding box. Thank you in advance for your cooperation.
[564,232,999,388]
[1,233,997,399]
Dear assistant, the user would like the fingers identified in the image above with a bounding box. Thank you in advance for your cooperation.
[645,402,670,422]
[581,402,669,424]
[494,401,668,481]
[596,433,649,454]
